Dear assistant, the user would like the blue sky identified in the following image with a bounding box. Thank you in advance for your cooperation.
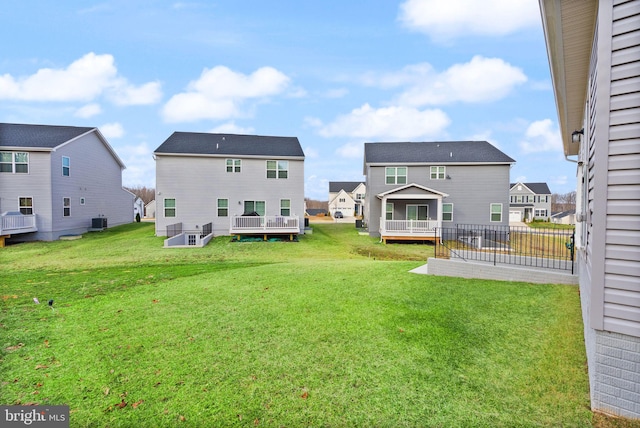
[0,0,574,200]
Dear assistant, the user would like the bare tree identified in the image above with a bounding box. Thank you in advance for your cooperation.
[125,185,155,204]
[305,198,328,210]
[551,191,576,213]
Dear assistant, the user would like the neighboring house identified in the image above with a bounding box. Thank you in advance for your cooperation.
[551,209,576,225]
[133,197,144,221]
[305,208,328,217]
[509,182,552,222]
[363,141,515,242]
[0,123,134,243]
[328,181,366,217]
[144,200,156,219]
[540,0,640,419]
[154,132,305,240]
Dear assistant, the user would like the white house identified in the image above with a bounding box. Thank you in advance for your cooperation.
[509,182,552,222]
[328,181,366,217]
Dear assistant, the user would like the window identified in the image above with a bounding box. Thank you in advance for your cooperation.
[244,200,265,216]
[490,203,502,222]
[535,209,547,217]
[1,151,29,173]
[63,197,71,217]
[217,199,228,217]
[62,156,70,176]
[442,203,453,222]
[339,198,346,203]
[19,197,33,215]
[385,203,394,220]
[385,167,407,185]
[407,205,428,220]
[430,166,445,180]
[356,193,365,200]
[226,159,241,173]
[164,198,176,217]
[280,199,291,216]
[267,160,288,179]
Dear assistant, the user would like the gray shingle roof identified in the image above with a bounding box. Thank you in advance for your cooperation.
[154,132,305,158]
[329,181,364,193]
[0,123,94,149]
[510,182,552,194]
[363,141,515,164]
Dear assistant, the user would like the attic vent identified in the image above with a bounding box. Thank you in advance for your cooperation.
[450,152,453,157]
[216,143,219,150]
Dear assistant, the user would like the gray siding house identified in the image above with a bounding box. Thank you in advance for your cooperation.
[328,181,366,217]
[0,123,134,243]
[363,141,515,242]
[540,0,640,418]
[509,182,552,222]
[154,132,305,240]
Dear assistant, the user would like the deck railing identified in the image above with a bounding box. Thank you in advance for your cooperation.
[0,214,37,235]
[435,224,575,272]
[380,219,440,234]
[230,216,299,233]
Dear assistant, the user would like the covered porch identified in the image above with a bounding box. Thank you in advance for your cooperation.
[377,184,448,244]
[229,215,300,240]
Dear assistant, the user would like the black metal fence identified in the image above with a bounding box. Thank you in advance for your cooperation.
[435,224,575,273]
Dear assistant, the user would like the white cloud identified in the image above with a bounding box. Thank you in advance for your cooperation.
[398,0,540,42]
[162,66,291,122]
[118,142,156,187]
[385,56,527,106]
[519,119,562,154]
[75,103,102,118]
[336,142,364,159]
[209,122,255,134]
[314,103,450,140]
[304,146,319,158]
[0,52,162,106]
[100,122,125,139]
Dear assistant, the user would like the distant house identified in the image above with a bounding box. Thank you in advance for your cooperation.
[328,181,366,217]
[551,209,576,225]
[540,0,640,418]
[133,197,144,221]
[0,123,134,244]
[305,208,328,217]
[144,200,156,219]
[509,182,552,222]
[363,141,515,242]
[154,132,305,242]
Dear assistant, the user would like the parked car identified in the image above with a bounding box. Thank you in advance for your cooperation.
[334,211,343,218]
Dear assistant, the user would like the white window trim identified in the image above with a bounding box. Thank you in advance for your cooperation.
[62,156,70,176]
[1,151,29,174]
[442,203,453,222]
[385,166,407,185]
[406,204,429,220]
[226,159,241,173]
[490,203,502,222]
[19,196,34,215]
[164,198,176,218]
[385,202,394,220]
[430,166,445,180]
[280,199,291,216]
[266,160,288,179]
[63,197,71,217]
[217,198,229,217]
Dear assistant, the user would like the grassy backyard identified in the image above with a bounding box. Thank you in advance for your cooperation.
[0,222,605,426]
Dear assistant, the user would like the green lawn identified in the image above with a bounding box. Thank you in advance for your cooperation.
[1,222,592,427]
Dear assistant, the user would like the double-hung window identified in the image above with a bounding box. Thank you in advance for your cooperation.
[63,197,71,217]
[217,199,228,217]
[430,166,445,180]
[267,160,288,179]
[280,199,291,216]
[226,159,241,173]
[385,167,407,185]
[164,198,176,217]
[385,203,394,220]
[62,156,70,176]
[442,203,453,222]
[490,203,502,222]
[19,197,33,215]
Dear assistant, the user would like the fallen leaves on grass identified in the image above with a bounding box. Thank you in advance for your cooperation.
[132,400,144,409]
[116,399,127,409]
[34,364,48,370]
[5,343,24,352]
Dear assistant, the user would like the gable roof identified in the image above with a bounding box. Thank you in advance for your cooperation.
[154,132,305,158]
[363,141,515,168]
[329,181,364,193]
[376,183,449,199]
[0,123,94,149]
[0,123,126,169]
[510,182,551,195]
